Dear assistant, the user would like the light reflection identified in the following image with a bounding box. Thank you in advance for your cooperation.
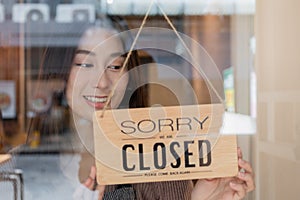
[107,0,114,5]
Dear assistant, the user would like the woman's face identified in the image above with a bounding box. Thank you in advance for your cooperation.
[66,28,129,121]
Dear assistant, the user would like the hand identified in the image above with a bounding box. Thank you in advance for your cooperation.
[191,147,255,200]
[83,166,105,200]
[236,147,255,194]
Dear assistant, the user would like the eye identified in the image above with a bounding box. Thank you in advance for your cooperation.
[107,65,122,71]
[74,63,94,68]
[73,53,94,68]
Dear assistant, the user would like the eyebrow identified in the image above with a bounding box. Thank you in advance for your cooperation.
[106,52,126,64]
[75,49,96,56]
[109,52,126,59]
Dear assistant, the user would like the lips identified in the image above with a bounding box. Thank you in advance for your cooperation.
[83,95,109,109]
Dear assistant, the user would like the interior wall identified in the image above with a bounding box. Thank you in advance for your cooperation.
[255,0,300,199]
[184,16,231,104]
[0,47,21,137]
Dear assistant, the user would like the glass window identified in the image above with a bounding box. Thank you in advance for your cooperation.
[0,1,256,199]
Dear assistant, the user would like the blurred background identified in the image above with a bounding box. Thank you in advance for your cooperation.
[0,0,299,199]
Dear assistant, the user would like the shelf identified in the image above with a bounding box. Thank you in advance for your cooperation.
[0,21,93,47]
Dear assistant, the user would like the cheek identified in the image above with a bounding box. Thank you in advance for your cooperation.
[111,74,129,108]
[118,74,129,94]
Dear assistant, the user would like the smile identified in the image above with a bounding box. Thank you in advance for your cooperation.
[83,96,108,103]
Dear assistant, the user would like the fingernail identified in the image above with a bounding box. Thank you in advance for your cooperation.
[239,159,245,164]
[238,147,242,154]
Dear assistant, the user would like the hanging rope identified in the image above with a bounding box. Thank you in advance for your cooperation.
[100,0,155,118]
[156,4,225,106]
[101,0,225,118]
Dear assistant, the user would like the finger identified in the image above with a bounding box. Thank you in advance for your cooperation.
[238,172,255,192]
[230,182,247,200]
[90,165,97,178]
[232,176,244,184]
[238,159,253,174]
[237,148,243,171]
[237,147,243,159]
[84,176,94,190]
[84,166,97,190]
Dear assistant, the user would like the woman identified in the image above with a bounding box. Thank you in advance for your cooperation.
[42,16,254,199]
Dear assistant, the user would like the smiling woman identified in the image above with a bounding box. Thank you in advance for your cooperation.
[66,28,130,121]
[39,16,157,199]
[37,15,254,200]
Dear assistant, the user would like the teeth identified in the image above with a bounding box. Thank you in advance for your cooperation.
[84,96,108,103]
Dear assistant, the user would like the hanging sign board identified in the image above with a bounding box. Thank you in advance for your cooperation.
[93,104,238,185]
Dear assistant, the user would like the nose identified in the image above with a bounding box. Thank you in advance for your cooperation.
[93,70,111,89]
